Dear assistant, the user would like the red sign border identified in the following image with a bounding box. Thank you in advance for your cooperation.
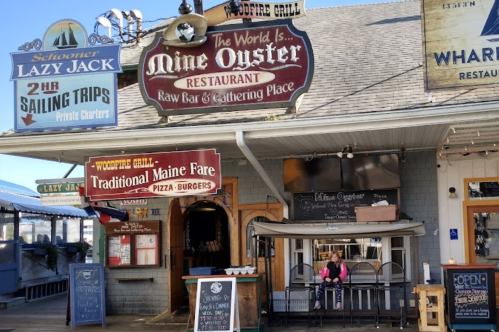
[138,19,315,116]
[84,149,222,201]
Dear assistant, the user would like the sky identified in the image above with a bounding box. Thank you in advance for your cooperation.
[0,0,400,192]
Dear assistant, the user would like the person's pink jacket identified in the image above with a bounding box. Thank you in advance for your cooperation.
[321,262,348,282]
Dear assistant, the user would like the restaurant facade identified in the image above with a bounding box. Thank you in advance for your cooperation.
[1,0,499,317]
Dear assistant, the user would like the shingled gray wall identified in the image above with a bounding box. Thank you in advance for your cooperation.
[400,150,441,283]
[222,159,291,204]
[104,197,169,315]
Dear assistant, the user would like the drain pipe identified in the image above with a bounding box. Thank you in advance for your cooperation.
[235,131,290,286]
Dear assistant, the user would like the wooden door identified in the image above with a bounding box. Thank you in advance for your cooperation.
[168,199,184,313]
[239,203,285,293]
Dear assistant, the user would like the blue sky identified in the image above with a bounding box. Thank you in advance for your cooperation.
[0,0,400,191]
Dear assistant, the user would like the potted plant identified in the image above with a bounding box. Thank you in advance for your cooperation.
[38,244,59,271]
[66,242,90,258]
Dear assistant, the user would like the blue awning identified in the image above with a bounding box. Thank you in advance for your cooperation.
[0,191,89,218]
[0,179,39,197]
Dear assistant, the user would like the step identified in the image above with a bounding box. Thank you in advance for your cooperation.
[0,297,26,309]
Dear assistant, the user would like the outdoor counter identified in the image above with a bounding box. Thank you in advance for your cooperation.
[183,273,264,332]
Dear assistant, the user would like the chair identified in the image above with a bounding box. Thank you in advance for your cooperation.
[325,287,344,310]
[376,261,407,329]
[320,287,345,327]
[285,263,316,327]
[345,262,378,327]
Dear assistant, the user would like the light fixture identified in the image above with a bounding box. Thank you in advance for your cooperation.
[451,127,456,134]
[337,147,347,158]
[346,146,354,159]
[228,0,242,13]
[400,146,406,162]
[449,187,458,199]
[179,0,193,15]
[96,17,112,38]
[477,131,480,137]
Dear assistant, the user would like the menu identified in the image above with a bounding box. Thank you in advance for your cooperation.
[194,278,239,332]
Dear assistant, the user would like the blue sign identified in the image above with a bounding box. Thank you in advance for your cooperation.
[11,45,121,80]
[69,263,106,330]
[11,19,121,132]
[14,74,118,131]
[450,228,458,240]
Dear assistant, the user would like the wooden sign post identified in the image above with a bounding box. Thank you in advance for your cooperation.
[194,278,240,332]
[68,263,106,330]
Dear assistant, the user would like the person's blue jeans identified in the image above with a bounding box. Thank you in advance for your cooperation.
[316,280,342,304]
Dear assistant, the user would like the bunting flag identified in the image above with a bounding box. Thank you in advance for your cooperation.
[79,187,128,225]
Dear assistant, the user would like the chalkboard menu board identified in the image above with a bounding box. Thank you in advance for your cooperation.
[292,189,398,221]
[69,263,106,330]
[194,278,239,332]
[443,265,496,327]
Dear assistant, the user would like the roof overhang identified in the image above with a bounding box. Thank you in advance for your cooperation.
[1,101,499,164]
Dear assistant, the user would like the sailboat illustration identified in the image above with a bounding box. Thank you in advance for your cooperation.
[482,0,499,41]
[52,23,78,49]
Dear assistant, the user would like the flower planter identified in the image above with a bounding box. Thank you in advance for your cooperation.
[66,246,79,253]
[33,248,47,256]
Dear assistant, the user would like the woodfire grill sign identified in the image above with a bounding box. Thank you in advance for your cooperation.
[138,20,314,116]
[85,149,221,201]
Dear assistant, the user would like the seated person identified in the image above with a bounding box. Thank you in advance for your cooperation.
[314,251,348,310]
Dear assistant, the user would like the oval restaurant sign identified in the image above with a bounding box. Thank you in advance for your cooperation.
[85,149,221,201]
[138,20,314,116]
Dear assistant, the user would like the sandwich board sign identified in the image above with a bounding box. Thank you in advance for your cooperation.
[68,263,106,330]
[194,277,240,332]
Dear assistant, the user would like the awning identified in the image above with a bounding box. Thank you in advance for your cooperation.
[0,191,90,218]
[0,179,38,197]
[252,221,426,239]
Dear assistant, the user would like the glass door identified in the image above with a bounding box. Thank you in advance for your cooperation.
[467,206,499,265]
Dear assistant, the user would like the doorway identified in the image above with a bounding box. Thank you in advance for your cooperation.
[466,205,499,265]
[168,198,232,313]
[184,201,231,270]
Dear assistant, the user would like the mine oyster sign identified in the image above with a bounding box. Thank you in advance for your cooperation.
[85,149,221,201]
[138,20,314,116]
[11,19,120,132]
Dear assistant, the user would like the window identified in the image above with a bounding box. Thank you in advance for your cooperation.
[0,214,15,241]
[19,214,51,244]
[246,217,274,257]
[315,236,411,280]
[55,217,81,244]
[293,239,304,275]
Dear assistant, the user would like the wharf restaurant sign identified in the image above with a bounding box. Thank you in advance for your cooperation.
[85,149,221,201]
[139,20,314,116]
[10,19,121,132]
[422,0,499,91]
